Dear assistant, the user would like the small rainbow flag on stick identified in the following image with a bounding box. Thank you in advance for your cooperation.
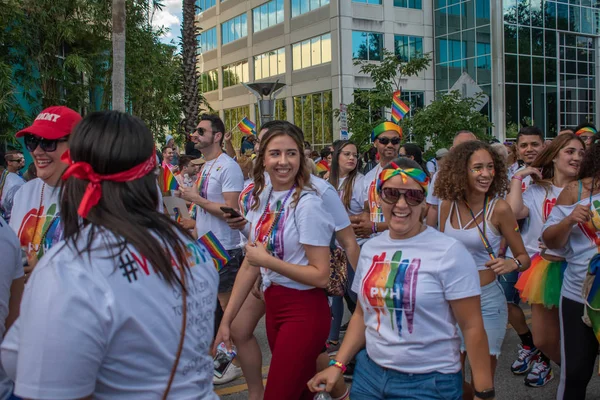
[197,231,231,271]
[316,160,330,175]
[391,90,410,124]
[238,117,256,135]
[163,166,179,191]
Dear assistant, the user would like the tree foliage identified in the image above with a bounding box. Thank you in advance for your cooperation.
[341,49,431,150]
[0,0,184,147]
[400,90,493,151]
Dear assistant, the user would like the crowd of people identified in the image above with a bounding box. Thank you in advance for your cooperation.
[0,105,598,400]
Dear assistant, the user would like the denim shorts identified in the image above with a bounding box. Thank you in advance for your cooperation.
[458,280,508,356]
[218,248,243,293]
[351,349,462,400]
[498,270,520,305]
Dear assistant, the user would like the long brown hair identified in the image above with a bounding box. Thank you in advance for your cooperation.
[251,121,313,210]
[529,133,584,189]
[329,140,359,211]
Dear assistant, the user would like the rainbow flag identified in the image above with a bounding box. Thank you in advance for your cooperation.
[163,166,179,191]
[237,117,256,135]
[197,231,231,271]
[189,203,198,220]
[316,160,330,175]
[391,91,410,124]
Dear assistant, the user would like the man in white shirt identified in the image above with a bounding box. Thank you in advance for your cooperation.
[1,151,26,222]
[350,122,402,239]
[180,115,244,312]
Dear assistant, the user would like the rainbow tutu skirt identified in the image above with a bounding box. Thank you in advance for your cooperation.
[515,253,567,309]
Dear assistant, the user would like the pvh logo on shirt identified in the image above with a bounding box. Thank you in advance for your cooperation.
[362,250,421,335]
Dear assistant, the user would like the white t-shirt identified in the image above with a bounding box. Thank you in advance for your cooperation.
[9,179,62,257]
[194,154,244,250]
[0,217,23,399]
[1,227,219,400]
[513,166,533,193]
[362,164,384,223]
[519,184,563,257]
[543,193,600,303]
[426,159,437,175]
[0,171,25,222]
[337,174,365,216]
[426,171,439,206]
[352,228,481,374]
[311,176,352,231]
[246,185,334,290]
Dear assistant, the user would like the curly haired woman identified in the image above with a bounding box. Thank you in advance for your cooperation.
[435,141,530,400]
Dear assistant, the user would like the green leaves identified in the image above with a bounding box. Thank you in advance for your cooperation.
[401,90,493,152]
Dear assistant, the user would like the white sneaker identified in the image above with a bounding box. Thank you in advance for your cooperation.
[213,363,243,385]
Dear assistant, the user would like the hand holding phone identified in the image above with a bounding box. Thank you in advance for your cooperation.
[220,206,242,219]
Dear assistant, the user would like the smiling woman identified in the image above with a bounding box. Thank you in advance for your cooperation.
[308,158,495,400]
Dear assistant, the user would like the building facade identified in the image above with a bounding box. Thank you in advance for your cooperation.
[197,0,599,145]
[196,0,434,148]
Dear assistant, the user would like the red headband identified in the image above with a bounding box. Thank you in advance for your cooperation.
[61,148,157,218]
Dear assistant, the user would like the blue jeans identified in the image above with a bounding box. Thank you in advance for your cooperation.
[498,269,520,305]
[328,261,357,341]
[351,350,462,400]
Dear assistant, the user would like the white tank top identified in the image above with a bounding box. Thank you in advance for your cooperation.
[443,198,503,271]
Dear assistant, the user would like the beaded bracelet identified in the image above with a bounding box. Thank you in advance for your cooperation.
[329,359,347,373]
[511,175,524,182]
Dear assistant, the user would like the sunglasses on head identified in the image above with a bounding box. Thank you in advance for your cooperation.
[24,135,69,153]
[377,137,401,146]
[380,187,425,206]
[8,158,24,163]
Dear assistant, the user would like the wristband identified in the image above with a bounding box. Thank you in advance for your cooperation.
[511,175,524,182]
[328,359,347,373]
[511,257,524,271]
[372,222,378,234]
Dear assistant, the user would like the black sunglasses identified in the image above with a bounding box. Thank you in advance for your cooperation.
[380,187,425,206]
[24,135,69,152]
[377,137,401,146]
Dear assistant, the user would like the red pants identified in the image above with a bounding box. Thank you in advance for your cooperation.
[264,285,330,400]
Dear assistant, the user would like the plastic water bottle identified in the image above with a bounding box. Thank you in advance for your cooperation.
[214,342,237,378]
[313,385,332,400]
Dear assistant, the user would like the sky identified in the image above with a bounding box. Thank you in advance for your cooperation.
[152,0,183,46]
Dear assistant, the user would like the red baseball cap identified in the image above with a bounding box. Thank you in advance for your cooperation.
[16,106,82,139]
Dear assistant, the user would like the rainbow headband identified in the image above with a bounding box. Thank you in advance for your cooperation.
[376,163,429,195]
[372,122,402,141]
[576,126,597,136]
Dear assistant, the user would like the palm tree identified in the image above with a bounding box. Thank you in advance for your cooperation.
[112,0,126,112]
[181,0,199,135]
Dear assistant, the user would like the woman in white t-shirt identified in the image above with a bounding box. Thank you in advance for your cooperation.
[309,158,495,400]
[215,121,334,400]
[506,133,585,383]
[327,140,364,349]
[1,111,219,399]
[542,133,600,400]
[435,141,530,399]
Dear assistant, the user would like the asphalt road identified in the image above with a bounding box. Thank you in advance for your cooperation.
[216,306,600,400]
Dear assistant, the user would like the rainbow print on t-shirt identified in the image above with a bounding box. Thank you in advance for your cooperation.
[17,203,62,257]
[579,199,600,246]
[368,178,384,223]
[239,183,255,217]
[362,250,421,335]
[255,203,287,260]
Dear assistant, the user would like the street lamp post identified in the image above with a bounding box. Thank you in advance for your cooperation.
[242,81,286,126]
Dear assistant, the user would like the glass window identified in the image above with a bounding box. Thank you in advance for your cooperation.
[292,33,332,70]
[293,91,333,147]
[354,0,382,3]
[223,105,251,148]
[291,0,330,17]
[196,0,216,13]
[254,47,286,80]
[394,0,422,8]
[198,27,217,54]
[399,91,424,117]
[222,13,249,44]
[199,69,219,92]
[253,0,285,32]
[394,35,423,61]
[223,60,249,87]
[352,31,383,61]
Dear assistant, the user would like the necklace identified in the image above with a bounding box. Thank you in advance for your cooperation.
[464,196,496,260]
[196,153,223,199]
[253,185,296,254]
[30,183,46,254]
